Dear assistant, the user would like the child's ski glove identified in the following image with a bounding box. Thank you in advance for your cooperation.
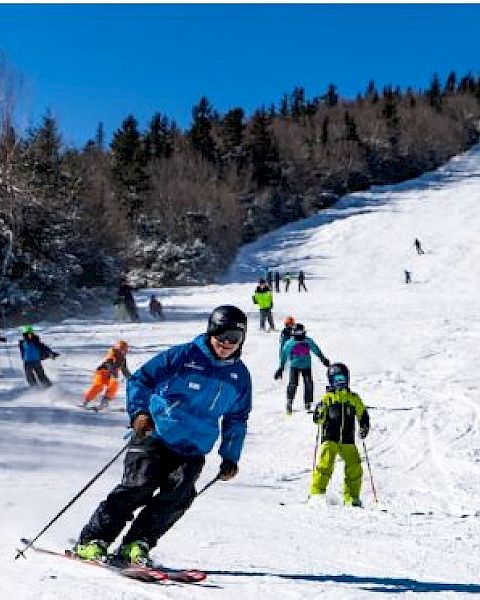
[274,368,283,380]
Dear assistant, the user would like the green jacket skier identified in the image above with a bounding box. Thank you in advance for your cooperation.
[309,363,370,507]
[252,279,275,331]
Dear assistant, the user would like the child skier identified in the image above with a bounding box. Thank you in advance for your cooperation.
[82,341,131,410]
[74,305,252,566]
[274,323,330,413]
[309,363,370,507]
[279,316,296,356]
[18,325,59,387]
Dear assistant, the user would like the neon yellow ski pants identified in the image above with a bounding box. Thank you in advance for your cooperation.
[310,441,363,503]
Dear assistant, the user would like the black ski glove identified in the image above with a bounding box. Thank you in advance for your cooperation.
[359,425,369,439]
[322,357,330,367]
[274,368,283,380]
[313,405,322,424]
[218,459,238,481]
[50,352,60,360]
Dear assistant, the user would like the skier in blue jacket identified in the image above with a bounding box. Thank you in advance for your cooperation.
[274,323,329,414]
[75,305,252,566]
[19,325,59,387]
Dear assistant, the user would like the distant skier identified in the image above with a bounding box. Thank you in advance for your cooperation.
[19,325,59,388]
[82,341,131,410]
[74,305,252,566]
[149,294,163,320]
[279,316,296,356]
[284,272,292,293]
[308,363,370,508]
[414,238,424,255]
[298,270,308,292]
[117,278,139,322]
[404,269,412,284]
[274,323,330,414]
[266,270,274,290]
[274,271,281,293]
[252,279,275,332]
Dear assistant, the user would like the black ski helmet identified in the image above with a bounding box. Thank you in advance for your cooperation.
[207,305,247,340]
[293,323,306,340]
[327,363,349,390]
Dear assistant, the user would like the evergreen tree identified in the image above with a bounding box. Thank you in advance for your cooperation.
[189,96,217,162]
[458,72,475,94]
[279,93,289,117]
[110,114,148,220]
[95,122,105,152]
[145,112,174,161]
[25,111,62,199]
[366,80,377,102]
[248,109,280,188]
[323,84,339,107]
[344,111,359,142]
[291,86,306,119]
[382,88,400,147]
[220,107,245,151]
[445,71,457,94]
[427,73,442,112]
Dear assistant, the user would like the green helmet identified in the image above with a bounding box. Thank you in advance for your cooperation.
[22,325,35,334]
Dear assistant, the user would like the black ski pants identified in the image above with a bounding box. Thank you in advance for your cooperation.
[79,435,205,550]
[287,367,314,409]
[24,360,51,387]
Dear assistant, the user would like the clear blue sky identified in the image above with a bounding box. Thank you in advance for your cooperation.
[1,3,480,148]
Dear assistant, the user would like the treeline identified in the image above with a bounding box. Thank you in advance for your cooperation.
[0,69,480,321]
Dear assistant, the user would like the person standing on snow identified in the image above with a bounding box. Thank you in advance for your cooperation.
[18,325,59,388]
[298,270,308,292]
[117,278,139,322]
[74,305,252,566]
[414,238,424,255]
[284,272,292,292]
[82,341,131,410]
[149,294,163,320]
[274,323,330,414]
[308,363,370,508]
[274,271,281,293]
[252,279,275,331]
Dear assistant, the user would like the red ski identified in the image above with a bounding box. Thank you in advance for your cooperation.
[18,539,207,585]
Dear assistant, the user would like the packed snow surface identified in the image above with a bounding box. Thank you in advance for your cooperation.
[1,146,480,598]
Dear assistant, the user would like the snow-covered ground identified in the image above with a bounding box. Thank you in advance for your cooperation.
[2,145,480,598]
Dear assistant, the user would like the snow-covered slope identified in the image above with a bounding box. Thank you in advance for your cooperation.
[2,146,480,598]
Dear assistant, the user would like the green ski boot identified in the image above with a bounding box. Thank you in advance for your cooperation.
[74,540,107,561]
[120,540,152,566]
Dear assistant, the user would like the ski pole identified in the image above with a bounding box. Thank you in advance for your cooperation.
[15,441,130,560]
[196,475,221,497]
[308,424,321,499]
[362,440,379,504]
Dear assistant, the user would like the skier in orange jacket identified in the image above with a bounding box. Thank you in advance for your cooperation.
[82,341,131,410]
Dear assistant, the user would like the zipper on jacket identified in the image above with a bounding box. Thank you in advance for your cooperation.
[209,381,224,411]
[340,393,345,443]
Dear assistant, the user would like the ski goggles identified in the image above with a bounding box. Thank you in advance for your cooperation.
[214,329,245,345]
[331,373,348,386]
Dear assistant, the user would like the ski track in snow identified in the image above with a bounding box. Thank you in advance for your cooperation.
[2,146,480,598]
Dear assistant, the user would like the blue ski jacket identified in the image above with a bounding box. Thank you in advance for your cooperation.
[127,334,252,462]
[279,336,329,370]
